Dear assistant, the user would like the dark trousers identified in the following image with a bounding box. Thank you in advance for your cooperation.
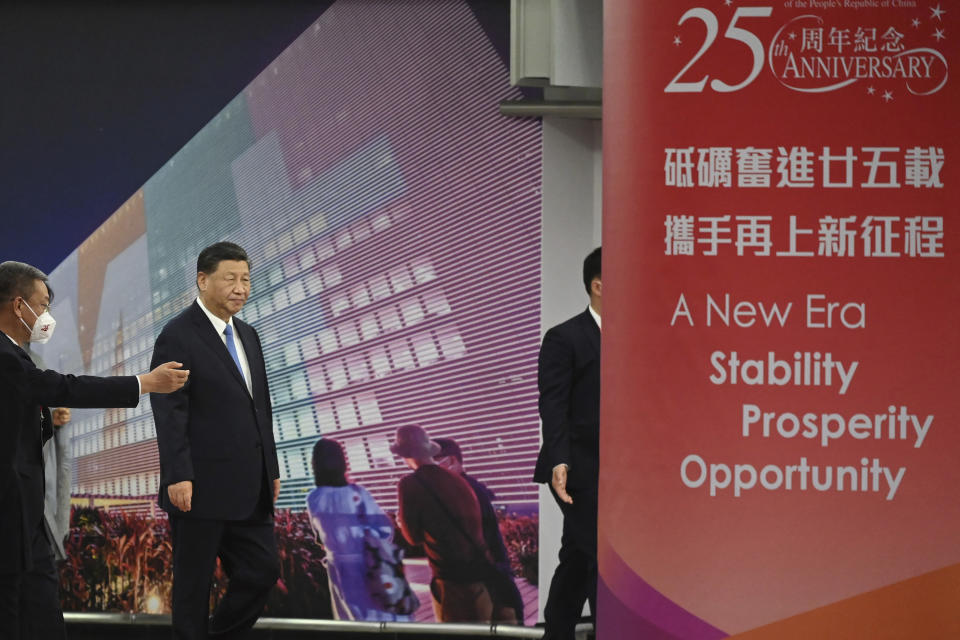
[169,515,279,640]
[542,483,598,640]
[0,522,66,640]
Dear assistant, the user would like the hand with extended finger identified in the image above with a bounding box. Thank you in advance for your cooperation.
[139,362,190,394]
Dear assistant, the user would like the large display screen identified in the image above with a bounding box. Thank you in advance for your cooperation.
[37,0,542,623]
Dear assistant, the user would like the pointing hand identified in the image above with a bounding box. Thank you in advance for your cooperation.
[140,362,190,394]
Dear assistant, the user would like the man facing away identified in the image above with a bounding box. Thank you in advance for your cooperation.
[0,260,187,640]
[391,424,494,622]
[151,242,280,640]
[435,436,523,624]
[533,247,601,640]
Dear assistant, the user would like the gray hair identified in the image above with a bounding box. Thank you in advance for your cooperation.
[0,261,53,303]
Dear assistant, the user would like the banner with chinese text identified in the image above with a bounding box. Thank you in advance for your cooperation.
[601,1,958,638]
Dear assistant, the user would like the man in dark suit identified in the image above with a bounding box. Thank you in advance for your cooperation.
[151,242,280,640]
[0,260,188,640]
[533,247,601,640]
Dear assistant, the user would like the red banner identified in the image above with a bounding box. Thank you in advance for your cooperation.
[602,1,958,638]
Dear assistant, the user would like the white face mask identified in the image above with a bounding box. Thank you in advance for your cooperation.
[19,299,57,344]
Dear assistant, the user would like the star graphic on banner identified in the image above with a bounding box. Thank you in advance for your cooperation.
[724,0,733,6]
[867,86,876,95]
[673,35,682,46]
[788,31,797,39]
[932,27,946,41]
[930,4,945,21]
[912,18,921,28]
[882,90,894,102]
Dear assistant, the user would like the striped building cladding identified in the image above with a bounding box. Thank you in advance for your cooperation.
[38,0,543,515]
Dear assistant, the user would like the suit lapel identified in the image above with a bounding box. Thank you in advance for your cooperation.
[579,308,601,359]
[189,303,250,394]
[234,320,262,403]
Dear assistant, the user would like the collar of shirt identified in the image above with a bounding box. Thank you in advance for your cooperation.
[196,296,235,338]
[2,329,19,347]
[588,305,601,330]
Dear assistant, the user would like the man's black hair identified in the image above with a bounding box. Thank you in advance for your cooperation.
[197,241,250,275]
[582,247,601,295]
[434,437,463,464]
[0,261,54,304]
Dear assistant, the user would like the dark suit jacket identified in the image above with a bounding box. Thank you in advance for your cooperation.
[0,333,138,573]
[533,308,600,491]
[150,302,278,521]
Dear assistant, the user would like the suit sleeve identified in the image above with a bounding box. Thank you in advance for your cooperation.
[538,326,574,471]
[0,349,139,409]
[254,330,279,481]
[150,328,194,485]
[247,325,280,480]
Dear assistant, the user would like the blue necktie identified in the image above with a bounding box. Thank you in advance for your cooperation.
[223,324,246,384]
